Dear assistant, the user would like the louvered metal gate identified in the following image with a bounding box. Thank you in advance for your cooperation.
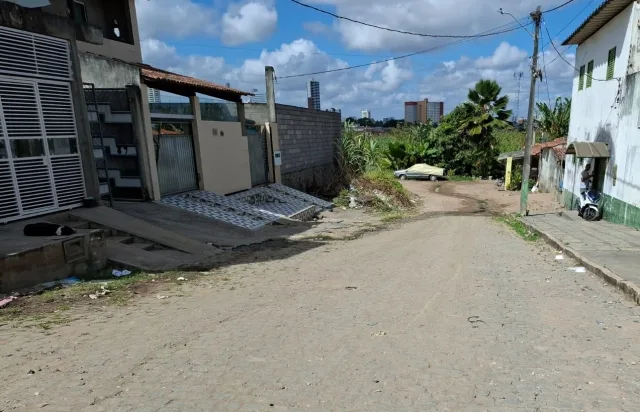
[0,26,85,223]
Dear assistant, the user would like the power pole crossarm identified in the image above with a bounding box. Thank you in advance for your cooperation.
[520,6,542,215]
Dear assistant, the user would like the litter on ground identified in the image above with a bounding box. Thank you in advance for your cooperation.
[112,270,132,277]
[569,267,587,273]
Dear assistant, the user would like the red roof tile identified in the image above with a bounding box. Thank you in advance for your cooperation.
[531,137,566,156]
[140,64,253,100]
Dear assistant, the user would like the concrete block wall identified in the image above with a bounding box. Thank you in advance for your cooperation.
[244,103,341,192]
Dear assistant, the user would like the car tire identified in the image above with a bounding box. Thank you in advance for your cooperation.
[429,175,438,181]
[399,175,407,180]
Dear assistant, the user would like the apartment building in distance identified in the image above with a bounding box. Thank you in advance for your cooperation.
[404,99,444,123]
[307,79,320,110]
[361,109,371,119]
[147,87,161,103]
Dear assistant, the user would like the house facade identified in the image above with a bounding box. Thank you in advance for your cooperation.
[563,0,640,228]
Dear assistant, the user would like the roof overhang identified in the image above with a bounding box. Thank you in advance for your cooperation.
[562,0,633,45]
[140,65,253,102]
[498,150,524,161]
[566,141,610,158]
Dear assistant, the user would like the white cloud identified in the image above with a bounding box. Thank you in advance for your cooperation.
[222,1,278,46]
[300,0,572,53]
[135,0,218,39]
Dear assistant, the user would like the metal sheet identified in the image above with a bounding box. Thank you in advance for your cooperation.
[157,134,198,196]
[566,141,610,158]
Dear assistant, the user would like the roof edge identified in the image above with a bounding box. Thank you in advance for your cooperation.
[562,0,634,45]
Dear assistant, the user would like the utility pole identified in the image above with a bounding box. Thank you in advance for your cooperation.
[513,71,523,123]
[265,66,276,123]
[520,6,542,215]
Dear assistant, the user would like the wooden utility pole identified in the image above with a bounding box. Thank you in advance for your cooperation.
[520,6,542,215]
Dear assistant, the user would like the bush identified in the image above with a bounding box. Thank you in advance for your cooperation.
[355,169,413,210]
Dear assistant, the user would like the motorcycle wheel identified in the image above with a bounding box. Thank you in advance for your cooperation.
[583,207,599,221]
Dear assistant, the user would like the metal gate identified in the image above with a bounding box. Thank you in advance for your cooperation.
[247,127,269,186]
[0,26,85,223]
[157,130,198,196]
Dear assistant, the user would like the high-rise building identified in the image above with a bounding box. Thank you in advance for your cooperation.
[361,109,371,119]
[147,87,161,103]
[404,99,444,123]
[404,101,418,123]
[307,80,320,110]
[426,101,444,123]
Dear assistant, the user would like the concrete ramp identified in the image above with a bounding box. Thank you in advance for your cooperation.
[70,207,215,255]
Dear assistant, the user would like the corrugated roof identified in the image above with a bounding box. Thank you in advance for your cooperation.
[140,64,253,101]
[562,0,633,45]
[566,141,610,158]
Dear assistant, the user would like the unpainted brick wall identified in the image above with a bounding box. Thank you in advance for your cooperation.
[244,103,341,191]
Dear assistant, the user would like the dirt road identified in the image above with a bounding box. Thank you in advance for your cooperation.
[1,186,639,411]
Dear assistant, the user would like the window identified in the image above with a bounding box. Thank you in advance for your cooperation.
[586,60,594,88]
[607,47,616,80]
[578,65,585,90]
[71,1,87,25]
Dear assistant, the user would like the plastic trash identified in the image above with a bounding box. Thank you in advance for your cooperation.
[568,267,586,273]
[112,269,132,277]
[555,254,564,260]
[0,296,17,309]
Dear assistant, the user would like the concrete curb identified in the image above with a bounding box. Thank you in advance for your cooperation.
[521,219,640,306]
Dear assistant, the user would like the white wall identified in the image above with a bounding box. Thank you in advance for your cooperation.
[564,2,640,211]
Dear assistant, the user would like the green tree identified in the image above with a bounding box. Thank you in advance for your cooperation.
[458,79,512,176]
[536,97,571,141]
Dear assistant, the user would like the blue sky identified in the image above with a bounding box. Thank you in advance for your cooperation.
[136,0,599,119]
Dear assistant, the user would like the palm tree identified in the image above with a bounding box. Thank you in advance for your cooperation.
[458,80,512,176]
[536,97,571,141]
[458,79,512,143]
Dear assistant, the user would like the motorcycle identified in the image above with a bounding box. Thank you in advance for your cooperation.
[578,189,603,221]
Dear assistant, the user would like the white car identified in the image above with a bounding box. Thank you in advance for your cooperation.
[393,164,446,181]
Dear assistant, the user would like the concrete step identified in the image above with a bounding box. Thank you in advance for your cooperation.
[65,221,90,230]
[109,235,133,244]
[129,242,154,251]
[106,239,184,271]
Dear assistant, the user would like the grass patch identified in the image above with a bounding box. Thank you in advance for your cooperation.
[495,213,539,241]
[355,169,414,212]
[446,175,475,182]
[381,210,406,223]
[333,188,351,208]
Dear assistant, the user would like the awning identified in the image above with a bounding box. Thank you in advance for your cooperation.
[566,142,610,158]
[140,64,253,102]
[498,150,524,161]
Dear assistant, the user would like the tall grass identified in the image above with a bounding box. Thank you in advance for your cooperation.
[337,122,389,180]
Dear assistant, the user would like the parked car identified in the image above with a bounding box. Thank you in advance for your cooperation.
[394,164,446,181]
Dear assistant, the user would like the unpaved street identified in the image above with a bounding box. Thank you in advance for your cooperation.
[2,196,640,410]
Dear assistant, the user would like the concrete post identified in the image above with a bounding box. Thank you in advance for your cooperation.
[127,84,160,200]
[189,95,205,190]
[68,38,100,200]
[237,102,247,136]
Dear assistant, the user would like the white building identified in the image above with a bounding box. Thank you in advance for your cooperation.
[361,109,371,119]
[562,0,640,228]
[147,87,161,103]
[307,80,320,110]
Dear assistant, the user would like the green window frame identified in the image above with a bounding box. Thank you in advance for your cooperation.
[578,65,585,90]
[607,47,616,80]
[586,60,594,88]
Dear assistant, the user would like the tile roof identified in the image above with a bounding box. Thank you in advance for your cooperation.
[531,137,566,162]
[139,64,253,101]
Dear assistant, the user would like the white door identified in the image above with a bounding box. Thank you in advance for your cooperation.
[0,26,85,223]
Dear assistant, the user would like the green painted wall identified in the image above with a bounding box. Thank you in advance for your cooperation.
[564,190,640,229]
[602,194,640,229]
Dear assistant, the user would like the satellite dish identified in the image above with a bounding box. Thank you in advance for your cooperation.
[4,0,51,7]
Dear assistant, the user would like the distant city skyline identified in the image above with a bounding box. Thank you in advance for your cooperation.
[147,88,161,103]
[361,109,371,119]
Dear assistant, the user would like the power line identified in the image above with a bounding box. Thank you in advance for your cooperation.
[279,20,529,79]
[539,32,552,106]
[543,0,577,14]
[289,0,526,39]
[543,22,611,82]
[551,0,597,36]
